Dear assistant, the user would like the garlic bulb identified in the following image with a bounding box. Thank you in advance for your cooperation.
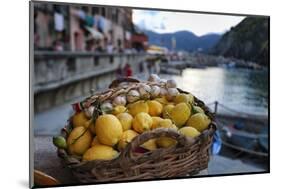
[166,88,179,101]
[150,85,161,98]
[148,74,161,83]
[138,83,151,99]
[100,102,113,113]
[160,87,168,96]
[112,95,127,106]
[84,106,95,118]
[166,79,177,88]
[127,90,140,103]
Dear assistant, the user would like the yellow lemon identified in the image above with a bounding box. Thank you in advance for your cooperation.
[118,130,139,150]
[154,119,178,148]
[95,114,123,146]
[174,93,194,105]
[85,120,96,134]
[127,100,149,117]
[151,117,163,129]
[156,137,177,148]
[141,139,157,151]
[132,112,153,133]
[157,119,178,130]
[67,126,92,156]
[170,102,191,127]
[179,127,201,138]
[91,136,101,147]
[147,100,163,116]
[187,113,211,132]
[82,145,119,161]
[162,104,175,119]
[72,112,89,127]
[116,112,133,131]
[112,105,127,115]
[155,97,169,105]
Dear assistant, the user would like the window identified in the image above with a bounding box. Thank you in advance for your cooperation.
[101,7,106,17]
[91,7,99,15]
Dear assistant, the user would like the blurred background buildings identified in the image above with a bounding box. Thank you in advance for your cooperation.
[33,3,152,113]
[34,3,148,52]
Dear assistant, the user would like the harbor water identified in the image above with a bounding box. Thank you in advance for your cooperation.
[164,67,268,116]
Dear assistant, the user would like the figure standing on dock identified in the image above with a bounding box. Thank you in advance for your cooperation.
[124,63,133,77]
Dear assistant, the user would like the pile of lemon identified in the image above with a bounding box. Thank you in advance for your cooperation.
[54,76,211,162]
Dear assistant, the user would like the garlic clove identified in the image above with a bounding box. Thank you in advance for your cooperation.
[138,84,151,99]
[151,85,161,98]
[84,106,95,118]
[166,79,177,88]
[100,102,113,114]
[166,88,179,101]
[113,95,127,106]
[127,90,140,103]
[160,87,168,96]
[148,74,161,83]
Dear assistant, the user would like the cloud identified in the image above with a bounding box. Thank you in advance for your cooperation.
[132,9,245,36]
[137,19,147,30]
[133,9,168,32]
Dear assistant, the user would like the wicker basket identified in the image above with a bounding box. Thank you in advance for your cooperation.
[57,78,217,183]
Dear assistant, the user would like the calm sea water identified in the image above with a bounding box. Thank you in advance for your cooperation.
[165,67,268,116]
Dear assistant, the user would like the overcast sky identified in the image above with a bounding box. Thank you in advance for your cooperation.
[132,10,246,36]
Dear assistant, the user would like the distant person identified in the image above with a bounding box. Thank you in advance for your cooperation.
[53,40,64,51]
[139,61,144,73]
[124,63,133,77]
[116,64,123,78]
[155,59,160,74]
[147,61,153,74]
[85,39,95,51]
[106,41,114,54]
[95,39,103,52]
[117,38,123,53]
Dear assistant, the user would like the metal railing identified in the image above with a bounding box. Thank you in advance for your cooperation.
[34,51,148,59]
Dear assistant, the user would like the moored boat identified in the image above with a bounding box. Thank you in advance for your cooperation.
[208,101,268,158]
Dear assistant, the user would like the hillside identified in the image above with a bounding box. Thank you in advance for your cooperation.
[145,30,221,52]
[211,17,269,66]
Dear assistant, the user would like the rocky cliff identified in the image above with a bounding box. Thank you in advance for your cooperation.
[211,17,269,66]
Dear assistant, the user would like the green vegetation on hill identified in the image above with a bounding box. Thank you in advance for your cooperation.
[211,17,269,66]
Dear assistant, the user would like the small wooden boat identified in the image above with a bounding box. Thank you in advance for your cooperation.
[219,122,268,157]
[209,102,268,158]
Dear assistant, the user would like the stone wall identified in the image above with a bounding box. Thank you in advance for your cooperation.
[33,51,148,112]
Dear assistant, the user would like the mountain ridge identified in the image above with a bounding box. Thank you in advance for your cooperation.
[144,30,221,52]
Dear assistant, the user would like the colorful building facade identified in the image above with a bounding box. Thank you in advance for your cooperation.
[33,3,141,52]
